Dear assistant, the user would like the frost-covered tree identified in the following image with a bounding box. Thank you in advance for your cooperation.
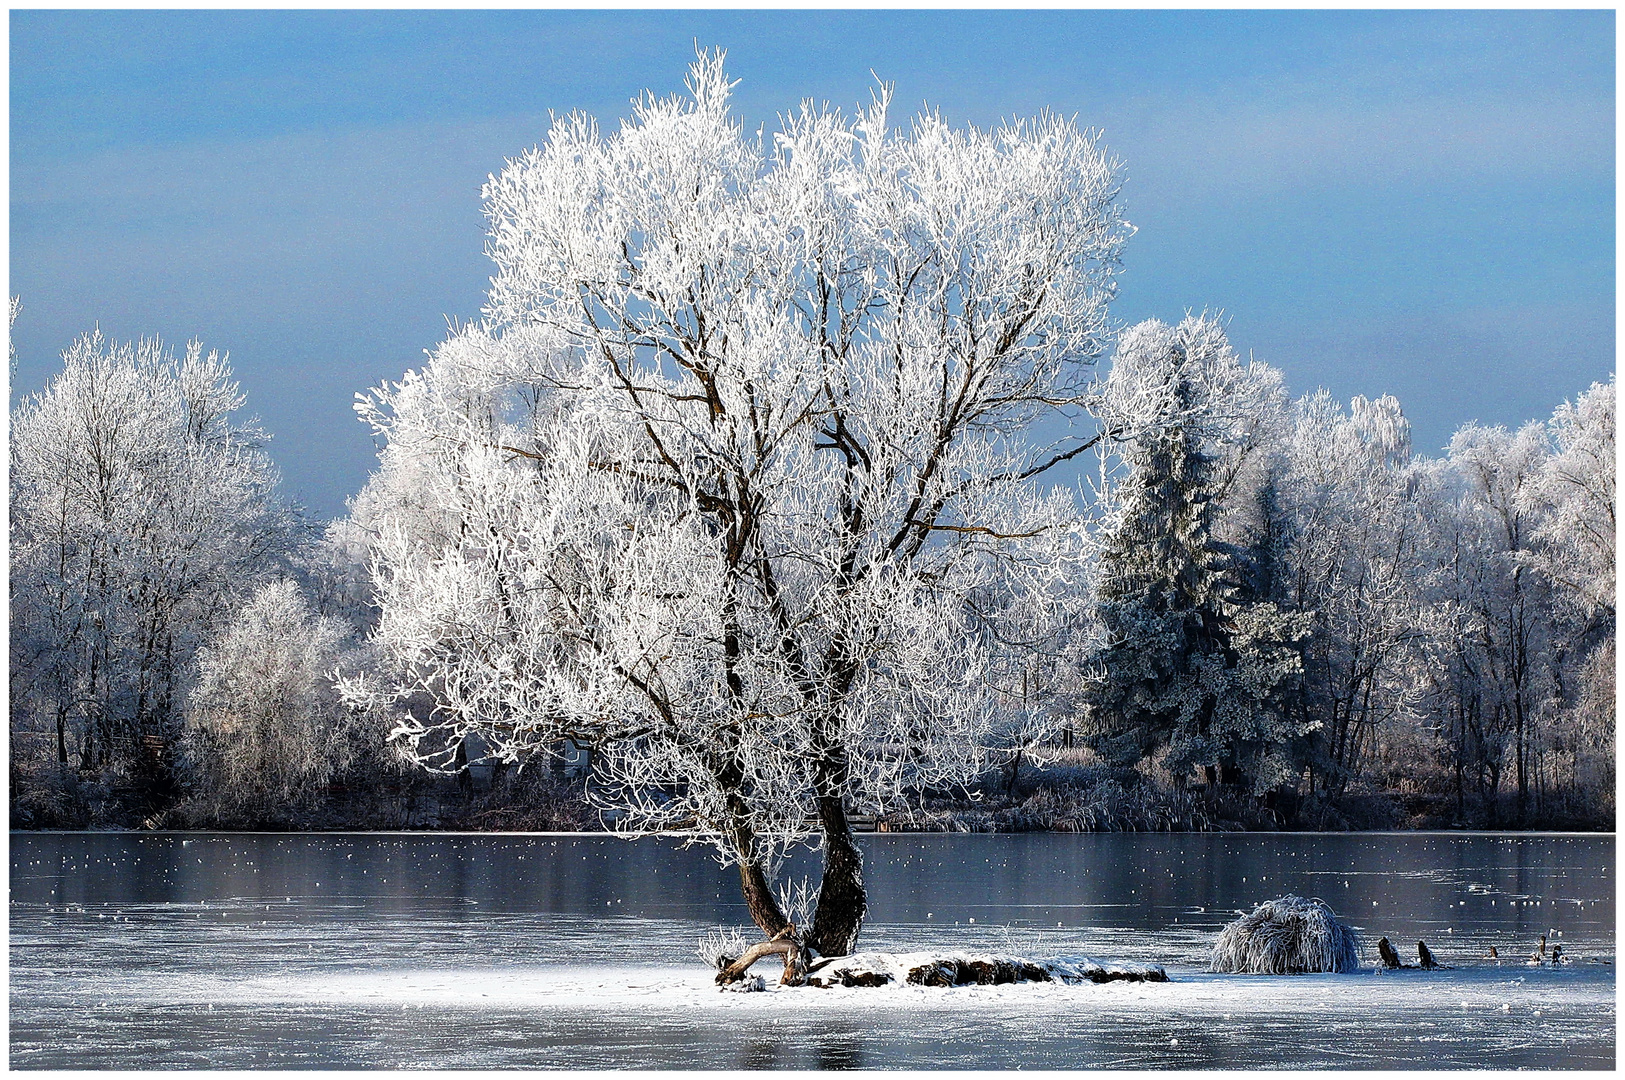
[10,331,295,794]
[341,52,1127,955]
[9,296,20,375]
[1249,377,1614,827]
[1432,420,1555,825]
[1525,378,1615,817]
[292,517,381,633]
[1080,315,1309,796]
[1526,377,1614,621]
[1411,380,1615,826]
[182,580,366,825]
[1272,391,1432,799]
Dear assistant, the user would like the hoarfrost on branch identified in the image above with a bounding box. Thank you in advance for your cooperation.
[340,52,1129,951]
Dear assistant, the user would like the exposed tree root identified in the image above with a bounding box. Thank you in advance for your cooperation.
[714,925,808,987]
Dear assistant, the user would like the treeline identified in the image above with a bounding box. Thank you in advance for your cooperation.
[4,329,576,829]
[1049,317,1613,830]
[9,318,1613,832]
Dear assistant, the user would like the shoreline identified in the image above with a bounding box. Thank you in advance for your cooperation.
[12,826,1615,837]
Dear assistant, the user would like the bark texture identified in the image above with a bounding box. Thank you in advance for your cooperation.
[737,857,790,938]
[806,795,866,957]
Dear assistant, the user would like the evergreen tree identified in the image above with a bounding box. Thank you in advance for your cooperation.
[1082,316,1309,794]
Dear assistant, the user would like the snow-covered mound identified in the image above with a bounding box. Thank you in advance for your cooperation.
[804,951,1168,988]
[1211,895,1362,974]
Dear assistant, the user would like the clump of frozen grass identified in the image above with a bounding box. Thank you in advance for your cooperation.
[697,927,751,971]
[775,876,817,929]
[1210,895,1362,974]
[996,923,1045,955]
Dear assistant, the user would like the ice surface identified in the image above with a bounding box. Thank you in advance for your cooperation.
[11,831,1614,1069]
[12,941,1613,1069]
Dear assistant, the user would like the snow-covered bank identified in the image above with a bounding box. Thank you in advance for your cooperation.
[13,956,1612,1069]
[21,954,1607,1014]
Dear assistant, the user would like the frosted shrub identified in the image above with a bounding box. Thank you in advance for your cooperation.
[1210,895,1361,974]
[697,927,752,971]
[183,580,360,824]
[1017,775,1207,832]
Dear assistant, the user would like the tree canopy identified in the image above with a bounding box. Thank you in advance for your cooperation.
[340,52,1130,952]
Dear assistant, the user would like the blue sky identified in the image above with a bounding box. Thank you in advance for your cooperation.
[11,9,1614,519]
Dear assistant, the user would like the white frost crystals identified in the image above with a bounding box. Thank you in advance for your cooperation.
[1079,315,1310,793]
[10,331,295,776]
[698,927,752,972]
[182,580,379,824]
[340,50,1128,911]
[1210,895,1362,975]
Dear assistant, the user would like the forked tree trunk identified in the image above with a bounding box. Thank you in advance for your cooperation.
[805,795,866,957]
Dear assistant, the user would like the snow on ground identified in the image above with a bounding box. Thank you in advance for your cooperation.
[13,942,1614,1068]
[38,952,1607,1017]
[19,957,1614,1066]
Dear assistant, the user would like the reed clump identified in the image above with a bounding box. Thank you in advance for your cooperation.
[1210,895,1362,974]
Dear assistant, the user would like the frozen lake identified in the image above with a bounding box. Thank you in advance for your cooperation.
[10,830,1614,1069]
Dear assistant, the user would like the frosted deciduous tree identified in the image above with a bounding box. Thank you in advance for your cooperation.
[342,53,1127,956]
[9,296,20,373]
[183,580,363,824]
[1275,391,1431,798]
[1526,377,1614,620]
[1533,378,1615,815]
[1430,421,1554,825]
[10,332,294,794]
[1080,315,1310,795]
[292,517,381,633]
[1262,378,1614,826]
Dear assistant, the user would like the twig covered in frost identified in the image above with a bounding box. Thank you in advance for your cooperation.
[697,927,751,972]
[774,877,817,931]
[1210,895,1362,974]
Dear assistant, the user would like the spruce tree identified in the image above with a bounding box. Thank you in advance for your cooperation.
[1083,316,1309,794]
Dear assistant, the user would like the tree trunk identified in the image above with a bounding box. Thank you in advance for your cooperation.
[737,856,790,938]
[1004,747,1023,799]
[1514,699,1528,827]
[806,795,865,957]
